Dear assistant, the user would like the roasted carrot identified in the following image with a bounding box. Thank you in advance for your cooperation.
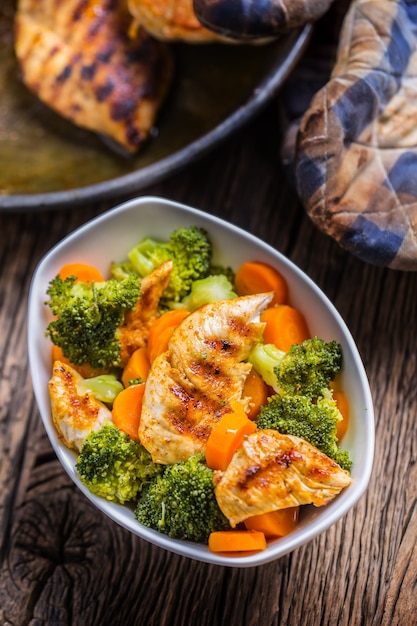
[122,347,150,388]
[147,308,190,363]
[261,305,310,352]
[244,507,299,537]
[205,400,257,471]
[234,261,289,305]
[208,530,266,553]
[112,383,145,441]
[51,344,103,379]
[242,368,269,420]
[58,262,104,284]
[333,390,350,442]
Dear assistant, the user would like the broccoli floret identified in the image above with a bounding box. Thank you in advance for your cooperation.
[134,454,231,543]
[249,343,286,392]
[75,422,163,504]
[257,390,352,472]
[110,260,137,281]
[209,264,235,284]
[125,226,212,305]
[181,274,237,311]
[277,337,342,398]
[77,374,124,404]
[45,274,141,369]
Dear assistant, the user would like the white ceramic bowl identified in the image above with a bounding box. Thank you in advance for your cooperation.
[27,196,374,567]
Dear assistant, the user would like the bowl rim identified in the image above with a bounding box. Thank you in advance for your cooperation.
[27,195,375,567]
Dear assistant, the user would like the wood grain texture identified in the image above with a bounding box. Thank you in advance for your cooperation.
[1,101,417,626]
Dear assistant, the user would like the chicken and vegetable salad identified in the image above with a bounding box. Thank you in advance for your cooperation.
[45,226,352,553]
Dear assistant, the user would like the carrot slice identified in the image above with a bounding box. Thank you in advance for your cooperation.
[121,347,150,387]
[147,309,190,363]
[242,368,269,420]
[58,263,104,284]
[208,530,266,553]
[333,390,350,442]
[244,507,299,537]
[235,261,289,305]
[261,305,310,352]
[112,383,145,441]
[205,400,257,471]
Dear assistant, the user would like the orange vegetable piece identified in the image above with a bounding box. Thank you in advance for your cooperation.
[205,400,257,471]
[243,368,268,420]
[333,390,350,442]
[112,383,146,441]
[234,261,289,305]
[244,507,299,538]
[122,347,150,388]
[261,305,310,352]
[51,344,102,379]
[208,530,266,553]
[58,263,104,284]
[147,309,190,363]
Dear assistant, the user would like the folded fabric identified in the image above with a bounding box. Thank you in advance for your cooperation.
[283,0,417,270]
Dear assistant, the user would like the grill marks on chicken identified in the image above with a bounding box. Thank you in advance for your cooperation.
[214,430,352,526]
[49,360,111,451]
[15,0,173,153]
[138,292,273,464]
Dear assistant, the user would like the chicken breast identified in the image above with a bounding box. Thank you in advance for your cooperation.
[15,0,173,153]
[118,260,173,367]
[138,292,273,464]
[127,0,225,42]
[214,429,352,526]
[48,361,112,451]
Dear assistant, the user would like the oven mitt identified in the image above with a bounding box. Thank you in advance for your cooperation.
[282,0,417,270]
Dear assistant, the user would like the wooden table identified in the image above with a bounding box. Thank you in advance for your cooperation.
[1,42,417,626]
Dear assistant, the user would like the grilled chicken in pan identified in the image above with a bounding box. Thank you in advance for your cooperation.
[15,0,173,153]
[214,429,352,526]
[138,292,273,464]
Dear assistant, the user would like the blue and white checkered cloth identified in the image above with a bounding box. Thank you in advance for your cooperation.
[292,0,417,270]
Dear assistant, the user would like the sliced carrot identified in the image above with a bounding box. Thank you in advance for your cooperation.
[122,347,150,387]
[244,507,299,538]
[51,344,103,379]
[58,263,104,284]
[333,390,350,442]
[261,305,310,352]
[208,530,266,553]
[147,309,190,363]
[112,382,145,441]
[234,261,289,305]
[205,400,257,471]
[242,368,269,420]
[148,325,176,364]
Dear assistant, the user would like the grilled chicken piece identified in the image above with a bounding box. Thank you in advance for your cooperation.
[214,429,352,526]
[118,260,173,367]
[138,292,273,464]
[49,361,112,451]
[15,0,173,153]
[127,0,225,42]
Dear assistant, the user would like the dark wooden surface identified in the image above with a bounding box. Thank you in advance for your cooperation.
[1,62,417,626]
